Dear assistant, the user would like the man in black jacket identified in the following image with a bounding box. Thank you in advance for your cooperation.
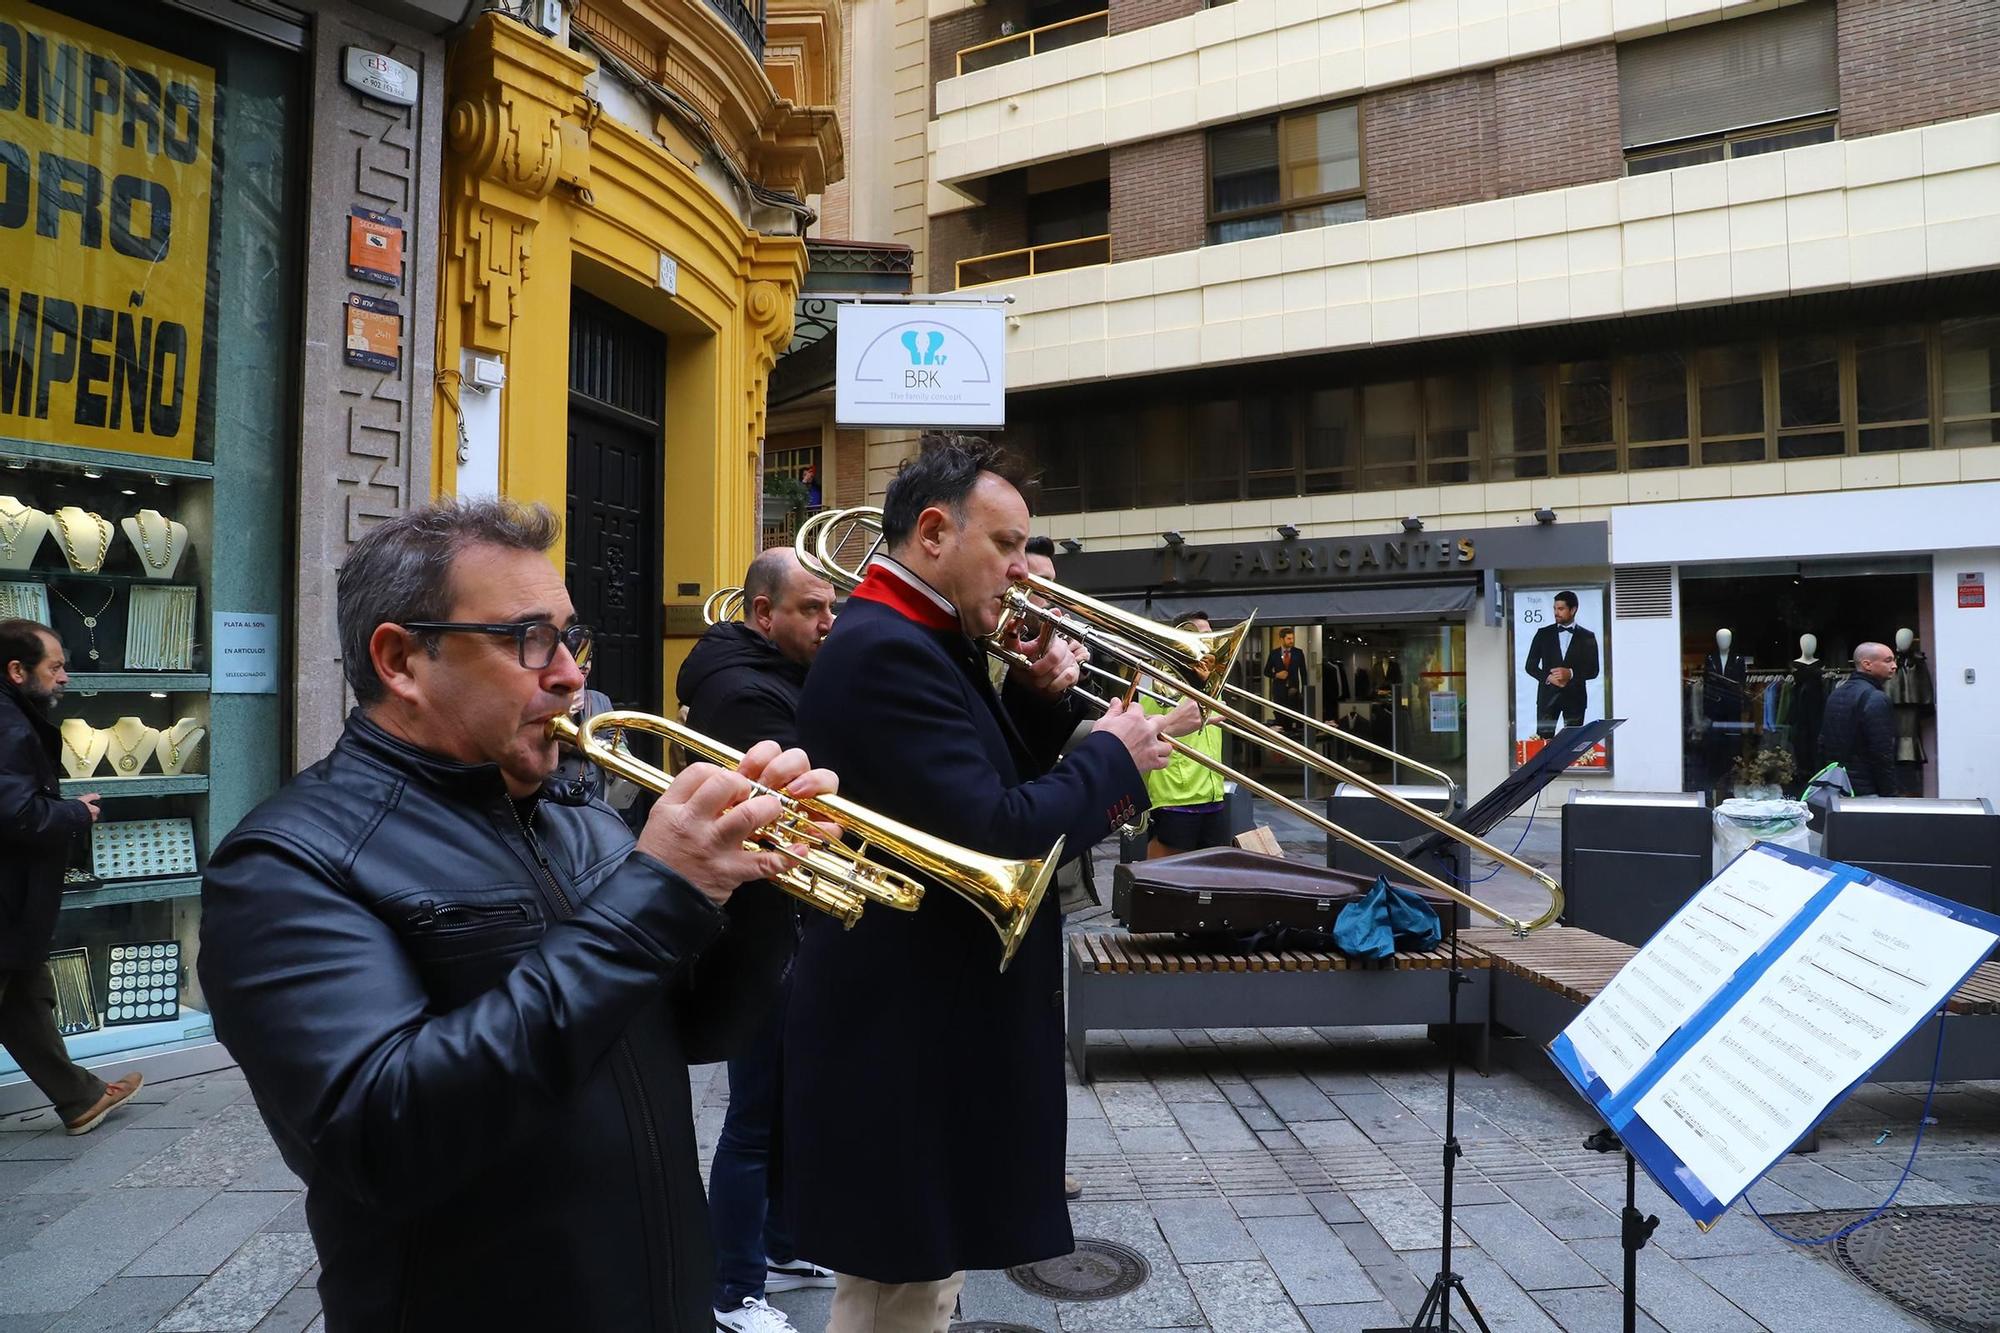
[680,547,837,1333]
[1523,590,1600,738]
[199,499,835,1331]
[785,437,1193,1332]
[0,620,143,1134]
[1818,642,1900,796]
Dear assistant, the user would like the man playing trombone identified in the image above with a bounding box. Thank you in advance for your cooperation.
[199,499,830,1331]
[785,436,1196,1332]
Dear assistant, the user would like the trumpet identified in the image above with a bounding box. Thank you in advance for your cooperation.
[800,507,1562,937]
[549,710,1061,969]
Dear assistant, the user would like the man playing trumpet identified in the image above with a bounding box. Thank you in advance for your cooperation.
[200,499,828,1330]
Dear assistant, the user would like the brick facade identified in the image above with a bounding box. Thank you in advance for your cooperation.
[1107,0,1200,38]
[1109,132,1207,262]
[1492,45,1624,198]
[1362,72,1496,219]
[929,182,1029,290]
[834,429,867,508]
[1838,0,2000,138]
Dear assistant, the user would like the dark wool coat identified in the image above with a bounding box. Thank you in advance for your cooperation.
[0,682,90,969]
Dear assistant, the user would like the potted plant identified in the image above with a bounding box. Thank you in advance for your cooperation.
[762,473,809,528]
[1729,747,1797,799]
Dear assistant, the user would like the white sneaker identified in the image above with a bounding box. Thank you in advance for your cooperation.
[764,1259,837,1293]
[715,1296,798,1333]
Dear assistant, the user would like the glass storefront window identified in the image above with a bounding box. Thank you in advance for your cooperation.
[1,0,300,1079]
[1941,316,2000,448]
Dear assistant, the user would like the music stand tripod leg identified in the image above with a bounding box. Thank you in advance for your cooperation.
[1584,1127,1660,1333]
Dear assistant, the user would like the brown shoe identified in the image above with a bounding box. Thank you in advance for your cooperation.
[1063,1173,1083,1201]
[64,1072,144,1136]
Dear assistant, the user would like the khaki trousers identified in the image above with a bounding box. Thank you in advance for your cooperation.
[0,965,105,1122]
[825,1271,966,1333]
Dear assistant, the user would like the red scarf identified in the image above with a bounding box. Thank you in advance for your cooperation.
[847,563,959,632]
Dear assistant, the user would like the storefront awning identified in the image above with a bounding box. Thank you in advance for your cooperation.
[1106,580,1480,626]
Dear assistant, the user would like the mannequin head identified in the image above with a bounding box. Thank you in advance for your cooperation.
[1716,628,1732,654]
[1798,633,1817,660]
[1895,627,1915,653]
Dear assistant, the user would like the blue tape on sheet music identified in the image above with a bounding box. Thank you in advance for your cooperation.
[1548,845,2000,1229]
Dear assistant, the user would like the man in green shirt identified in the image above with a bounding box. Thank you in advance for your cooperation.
[1142,613,1231,858]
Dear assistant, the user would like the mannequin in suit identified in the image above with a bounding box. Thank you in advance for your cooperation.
[1702,627,1750,792]
[1521,590,1599,739]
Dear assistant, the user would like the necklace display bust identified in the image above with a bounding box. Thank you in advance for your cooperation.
[103,717,159,776]
[120,509,189,580]
[51,506,112,573]
[0,497,49,571]
[59,720,108,779]
[157,717,206,775]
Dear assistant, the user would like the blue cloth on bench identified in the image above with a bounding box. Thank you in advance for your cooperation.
[1334,876,1442,960]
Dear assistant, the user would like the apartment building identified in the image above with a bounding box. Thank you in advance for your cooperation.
[861,0,2000,803]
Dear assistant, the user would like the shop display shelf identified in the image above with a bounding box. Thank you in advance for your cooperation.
[60,876,203,912]
[60,775,209,798]
[0,437,214,480]
[64,673,208,694]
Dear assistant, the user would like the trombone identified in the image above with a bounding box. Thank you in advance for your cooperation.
[800,507,1562,937]
[550,709,1061,969]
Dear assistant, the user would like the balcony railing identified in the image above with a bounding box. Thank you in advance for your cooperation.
[956,234,1110,289]
[705,0,766,59]
[955,10,1107,77]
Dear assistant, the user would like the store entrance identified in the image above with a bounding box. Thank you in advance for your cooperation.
[1229,618,1470,798]
[567,291,665,715]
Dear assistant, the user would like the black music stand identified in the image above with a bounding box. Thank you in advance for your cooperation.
[1369,721,1621,1333]
[1583,1128,1659,1333]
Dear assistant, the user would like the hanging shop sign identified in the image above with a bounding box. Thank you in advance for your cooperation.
[0,6,216,461]
[835,303,1005,428]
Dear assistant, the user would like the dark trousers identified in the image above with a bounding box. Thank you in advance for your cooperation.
[0,964,105,1121]
[710,977,795,1308]
[1535,698,1584,740]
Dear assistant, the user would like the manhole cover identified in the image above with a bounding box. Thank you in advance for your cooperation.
[1768,1205,2000,1333]
[1008,1237,1150,1301]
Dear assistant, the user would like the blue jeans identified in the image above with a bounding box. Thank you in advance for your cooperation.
[709,978,794,1309]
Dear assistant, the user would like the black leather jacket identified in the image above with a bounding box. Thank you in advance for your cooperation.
[199,710,792,1330]
[0,681,91,969]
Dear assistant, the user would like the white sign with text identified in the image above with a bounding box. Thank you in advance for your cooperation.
[836,304,1006,428]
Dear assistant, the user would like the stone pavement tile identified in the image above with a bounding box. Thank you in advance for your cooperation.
[1759,1158,1909,1209]
[1300,1301,1406,1332]
[1168,1102,1259,1154]
[0,1160,58,1194]
[223,1155,303,1194]
[123,1191,294,1277]
[955,1266,1058,1331]
[1450,1202,1601,1291]
[1067,1118,1122,1155]
[1153,1197,1262,1263]
[40,1276,201,1332]
[1055,1201,1203,1332]
[1411,1179,1509,1208]
[1244,1212,1378,1306]
[1,1129,91,1164]
[1531,1284,1667,1333]
[1234,1194,1318,1218]
[1642,1209,1784,1261]
[0,1191,89,1263]
[1213,1078,1265,1109]
[128,1077,252,1130]
[117,1106,279,1190]
[1182,1260,1310,1333]
[1361,1260,1435,1324]
[1290,1120,1369,1151]
[0,1186,211,1315]
[1680,1251,1935,1333]
[1153,1074,1229,1105]
[1741,1177,1816,1214]
[1396,1246,1563,1333]
[1068,1084,1108,1119]
[1305,1194,1362,1225]
[768,1286,833,1330]
[1240,1105,1286,1132]
[1494,1177,1621,1241]
[248,1288,321,1333]
[1569,1237,1763,1333]
[1302,1067,1388,1098]
[1910,1153,2000,1201]
[155,1232,318,1332]
[21,1129,193,1196]
[1257,1129,1300,1152]
[1251,1075,1344,1124]
[1346,1186,1471,1252]
[1112,1126,1192,1156]
[1097,1083,1177,1130]
[1331,1094,1438,1146]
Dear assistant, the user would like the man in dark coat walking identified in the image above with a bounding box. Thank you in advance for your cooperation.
[680,547,839,1333]
[0,619,142,1134]
[785,437,1193,1332]
[1522,590,1600,737]
[1818,641,1900,796]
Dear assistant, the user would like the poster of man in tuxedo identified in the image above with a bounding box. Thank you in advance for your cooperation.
[1513,586,1609,770]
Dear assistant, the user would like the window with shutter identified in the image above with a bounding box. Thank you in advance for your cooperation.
[1619,2,1837,171]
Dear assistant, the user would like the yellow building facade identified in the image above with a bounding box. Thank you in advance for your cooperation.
[434,4,841,700]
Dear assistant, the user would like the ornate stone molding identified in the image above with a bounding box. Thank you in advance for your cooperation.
[744,275,798,454]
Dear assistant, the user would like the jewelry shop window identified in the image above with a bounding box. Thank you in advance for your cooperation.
[0,1,300,1073]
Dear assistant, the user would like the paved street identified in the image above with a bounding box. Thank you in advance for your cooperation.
[0,808,1992,1330]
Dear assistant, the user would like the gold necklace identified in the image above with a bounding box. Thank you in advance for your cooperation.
[164,720,199,769]
[53,510,111,572]
[104,726,149,774]
[48,583,115,661]
[133,512,175,572]
[60,724,99,770]
[0,501,32,559]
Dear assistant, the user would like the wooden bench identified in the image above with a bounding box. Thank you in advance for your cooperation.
[1065,930,1491,1083]
[1465,924,2000,1084]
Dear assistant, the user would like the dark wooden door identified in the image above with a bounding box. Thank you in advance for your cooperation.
[567,292,665,715]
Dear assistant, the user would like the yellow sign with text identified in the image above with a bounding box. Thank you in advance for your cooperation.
[0,2,215,460]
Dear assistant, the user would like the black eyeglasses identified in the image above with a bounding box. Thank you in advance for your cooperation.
[401,620,594,670]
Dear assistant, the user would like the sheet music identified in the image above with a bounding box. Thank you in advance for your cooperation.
[1564,847,1829,1094]
[1635,878,1997,1205]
